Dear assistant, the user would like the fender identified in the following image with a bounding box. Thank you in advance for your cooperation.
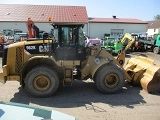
[90,56,112,78]
[81,50,116,79]
[20,56,57,85]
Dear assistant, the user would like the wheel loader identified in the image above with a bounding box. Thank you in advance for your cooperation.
[0,19,159,97]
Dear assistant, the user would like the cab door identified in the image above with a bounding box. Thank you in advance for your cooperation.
[155,35,160,46]
[53,25,86,60]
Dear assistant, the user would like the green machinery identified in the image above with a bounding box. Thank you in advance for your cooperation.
[146,34,160,54]
[101,34,130,54]
[131,34,160,54]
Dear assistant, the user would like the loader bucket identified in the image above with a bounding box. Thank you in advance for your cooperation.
[124,56,160,93]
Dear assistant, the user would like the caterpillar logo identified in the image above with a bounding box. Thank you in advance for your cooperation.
[39,45,49,52]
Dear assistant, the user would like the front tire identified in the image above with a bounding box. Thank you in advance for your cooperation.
[153,47,159,54]
[25,65,59,97]
[94,63,125,94]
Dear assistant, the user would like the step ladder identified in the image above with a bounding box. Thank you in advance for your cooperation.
[63,68,73,86]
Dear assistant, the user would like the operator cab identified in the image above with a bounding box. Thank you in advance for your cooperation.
[51,24,86,60]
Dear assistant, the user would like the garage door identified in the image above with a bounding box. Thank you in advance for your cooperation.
[111,29,124,38]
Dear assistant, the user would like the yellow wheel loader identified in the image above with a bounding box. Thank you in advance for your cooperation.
[0,21,159,97]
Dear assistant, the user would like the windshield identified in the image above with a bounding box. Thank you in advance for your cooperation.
[106,39,115,43]
[53,29,58,41]
[3,29,13,36]
[104,39,115,46]
[14,30,22,34]
[53,25,85,47]
[78,27,85,46]
[3,29,23,36]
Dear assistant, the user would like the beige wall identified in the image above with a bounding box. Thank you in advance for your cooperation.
[83,22,147,38]
[0,21,147,39]
[0,22,53,33]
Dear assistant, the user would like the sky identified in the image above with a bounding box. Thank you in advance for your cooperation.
[0,0,159,21]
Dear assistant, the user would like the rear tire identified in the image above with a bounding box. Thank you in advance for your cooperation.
[94,63,125,94]
[25,65,59,97]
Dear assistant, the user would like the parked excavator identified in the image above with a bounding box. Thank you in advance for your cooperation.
[18,18,44,41]
[0,18,159,97]
[27,18,40,38]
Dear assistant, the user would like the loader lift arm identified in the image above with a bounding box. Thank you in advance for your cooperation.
[116,33,135,66]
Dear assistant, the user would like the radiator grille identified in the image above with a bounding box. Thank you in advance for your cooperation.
[15,47,23,73]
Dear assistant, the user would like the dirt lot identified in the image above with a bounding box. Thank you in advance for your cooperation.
[0,52,160,120]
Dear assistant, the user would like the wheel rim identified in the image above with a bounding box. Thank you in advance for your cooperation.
[33,75,51,91]
[154,48,158,53]
[104,73,119,88]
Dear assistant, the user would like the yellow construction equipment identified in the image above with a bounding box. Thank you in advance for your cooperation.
[118,33,160,93]
[0,18,159,97]
[124,56,160,93]
[116,33,136,66]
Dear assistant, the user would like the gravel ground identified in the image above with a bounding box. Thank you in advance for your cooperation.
[0,52,160,120]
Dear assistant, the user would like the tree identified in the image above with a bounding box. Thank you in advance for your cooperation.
[154,14,160,20]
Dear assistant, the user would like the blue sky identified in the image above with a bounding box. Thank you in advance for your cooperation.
[0,0,159,21]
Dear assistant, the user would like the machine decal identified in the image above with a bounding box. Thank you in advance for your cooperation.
[94,58,100,64]
[26,45,36,50]
[25,44,49,54]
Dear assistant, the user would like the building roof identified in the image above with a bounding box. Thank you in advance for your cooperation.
[147,20,160,29]
[88,17,147,24]
[0,4,88,24]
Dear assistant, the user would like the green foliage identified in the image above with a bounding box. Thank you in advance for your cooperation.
[154,14,160,20]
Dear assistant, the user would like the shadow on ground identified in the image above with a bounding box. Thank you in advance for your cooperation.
[10,80,147,109]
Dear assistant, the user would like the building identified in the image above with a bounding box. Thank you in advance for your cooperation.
[0,4,88,33]
[0,4,147,39]
[147,20,160,36]
[83,17,148,39]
